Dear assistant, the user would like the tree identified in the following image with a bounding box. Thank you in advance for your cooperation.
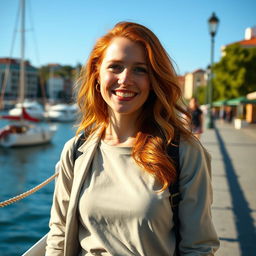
[55,65,74,79]
[213,43,256,100]
[194,85,207,105]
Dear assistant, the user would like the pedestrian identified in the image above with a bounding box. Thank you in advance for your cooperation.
[219,106,226,123]
[225,106,233,123]
[188,97,203,139]
[46,21,219,256]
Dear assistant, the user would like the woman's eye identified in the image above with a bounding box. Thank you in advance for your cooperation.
[134,66,148,74]
[108,64,123,73]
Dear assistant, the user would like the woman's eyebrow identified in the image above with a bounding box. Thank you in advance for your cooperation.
[105,60,147,66]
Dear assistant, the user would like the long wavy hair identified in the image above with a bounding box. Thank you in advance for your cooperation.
[76,21,191,190]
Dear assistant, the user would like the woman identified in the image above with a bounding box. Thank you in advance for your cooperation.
[188,97,203,139]
[46,21,219,256]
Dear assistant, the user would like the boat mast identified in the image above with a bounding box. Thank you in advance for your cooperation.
[19,0,25,104]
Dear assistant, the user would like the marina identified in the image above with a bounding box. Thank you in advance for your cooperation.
[0,118,75,256]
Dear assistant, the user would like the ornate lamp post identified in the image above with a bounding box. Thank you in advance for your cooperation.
[206,12,219,128]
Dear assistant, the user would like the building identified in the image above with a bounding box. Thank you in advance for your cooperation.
[47,64,75,103]
[183,69,207,99]
[177,75,185,94]
[47,76,65,100]
[0,58,38,100]
[246,91,256,123]
[221,26,256,55]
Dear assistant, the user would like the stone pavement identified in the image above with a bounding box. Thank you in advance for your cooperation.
[200,120,256,256]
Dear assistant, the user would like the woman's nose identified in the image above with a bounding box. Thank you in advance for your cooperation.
[117,69,133,85]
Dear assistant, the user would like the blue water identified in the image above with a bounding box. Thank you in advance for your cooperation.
[0,119,76,256]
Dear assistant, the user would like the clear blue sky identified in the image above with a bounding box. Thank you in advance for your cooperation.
[0,0,255,75]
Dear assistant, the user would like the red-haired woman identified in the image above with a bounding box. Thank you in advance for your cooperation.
[46,21,219,256]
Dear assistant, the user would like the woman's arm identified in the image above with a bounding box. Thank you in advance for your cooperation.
[178,138,220,255]
[45,138,76,256]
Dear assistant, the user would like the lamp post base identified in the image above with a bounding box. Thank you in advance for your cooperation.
[206,111,214,129]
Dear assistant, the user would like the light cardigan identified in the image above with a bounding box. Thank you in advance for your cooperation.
[46,131,219,256]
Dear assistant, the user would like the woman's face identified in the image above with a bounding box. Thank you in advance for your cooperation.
[98,37,150,120]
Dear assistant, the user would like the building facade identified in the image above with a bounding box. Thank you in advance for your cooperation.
[183,69,207,99]
[0,58,38,100]
[46,64,74,103]
[221,26,256,55]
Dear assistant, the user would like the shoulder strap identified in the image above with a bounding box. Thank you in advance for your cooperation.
[168,134,181,256]
[73,132,87,162]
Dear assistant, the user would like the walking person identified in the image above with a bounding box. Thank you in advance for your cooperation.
[188,97,203,139]
[46,21,219,256]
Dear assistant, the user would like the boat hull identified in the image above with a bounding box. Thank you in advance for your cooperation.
[45,103,78,122]
[22,234,47,256]
[0,124,56,147]
[8,101,45,120]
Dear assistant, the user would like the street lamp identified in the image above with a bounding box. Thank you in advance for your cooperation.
[206,12,219,129]
[204,65,211,105]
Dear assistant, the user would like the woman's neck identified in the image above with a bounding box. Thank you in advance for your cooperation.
[102,113,139,146]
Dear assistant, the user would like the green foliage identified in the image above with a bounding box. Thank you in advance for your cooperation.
[213,44,256,100]
[194,85,207,105]
[55,65,74,78]
[38,64,81,86]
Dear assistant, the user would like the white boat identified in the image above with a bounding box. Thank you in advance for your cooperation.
[0,122,56,147]
[8,100,45,120]
[45,103,78,122]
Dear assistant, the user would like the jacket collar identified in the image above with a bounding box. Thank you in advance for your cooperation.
[77,127,104,153]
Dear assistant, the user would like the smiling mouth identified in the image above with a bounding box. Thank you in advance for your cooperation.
[113,90,137,98]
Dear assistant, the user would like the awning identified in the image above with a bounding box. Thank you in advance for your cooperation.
[213,99,227,107]
[226,96,256,106]
[213,97,256,107]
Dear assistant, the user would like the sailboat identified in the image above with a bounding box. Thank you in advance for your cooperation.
[0,107,56,147]
[8,100,46,120]
[0,0,56,147]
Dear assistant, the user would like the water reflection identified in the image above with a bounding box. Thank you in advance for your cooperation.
[0,121,75,255]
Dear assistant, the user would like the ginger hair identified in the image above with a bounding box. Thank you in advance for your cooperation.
[76,21,191,190]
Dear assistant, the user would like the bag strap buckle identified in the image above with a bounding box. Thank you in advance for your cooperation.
[170,192,181,208]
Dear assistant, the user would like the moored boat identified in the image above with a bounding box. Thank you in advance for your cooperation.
[0,122,56,147]
[8,100,45,120]
[45,103,78,122]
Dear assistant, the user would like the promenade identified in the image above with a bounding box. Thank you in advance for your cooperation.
[200,120,256,256]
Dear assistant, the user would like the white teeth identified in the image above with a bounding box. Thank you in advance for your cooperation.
[115,91,135,97]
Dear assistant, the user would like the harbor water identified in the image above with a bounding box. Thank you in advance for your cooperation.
[0,119,76,256]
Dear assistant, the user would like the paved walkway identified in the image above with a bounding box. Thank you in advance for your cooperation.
[200,120,256,256]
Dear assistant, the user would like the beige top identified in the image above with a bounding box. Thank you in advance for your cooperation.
[46,131,220,256]
[78,140,175,256]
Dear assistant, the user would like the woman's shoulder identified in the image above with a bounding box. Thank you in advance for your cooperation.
[59,134,83,160]
[179,135,212,181]
[60,129,100,159]
[179,135,211,161]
